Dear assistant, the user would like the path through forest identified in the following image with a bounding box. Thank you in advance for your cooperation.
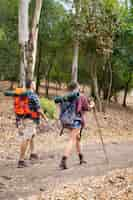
[0,141,133,199]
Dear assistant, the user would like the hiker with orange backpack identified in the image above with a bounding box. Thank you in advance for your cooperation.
[55,81,95,170]
[17,80,48,168]
[5,80,48,168]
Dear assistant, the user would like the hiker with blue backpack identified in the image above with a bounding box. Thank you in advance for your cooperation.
[55,81,95,170]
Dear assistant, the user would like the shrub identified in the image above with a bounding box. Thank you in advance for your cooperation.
[40,98,57,119]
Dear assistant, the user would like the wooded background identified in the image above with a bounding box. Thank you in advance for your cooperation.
[0,0,133,110]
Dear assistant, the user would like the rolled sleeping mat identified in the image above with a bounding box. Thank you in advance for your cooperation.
[54,92,80,103]
[4,90,15,97]
[4,88,28,97]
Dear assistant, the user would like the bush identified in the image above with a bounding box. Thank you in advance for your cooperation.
[40,98,57,119]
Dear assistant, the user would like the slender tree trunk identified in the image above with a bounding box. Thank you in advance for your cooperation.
[36,38,42,94]
[55,82,58,96]
[19,44,27,87]
[27,0,43,80]
[71,0,81,82]
[72,40,79,82]
[102,65,108,100]
[113,91,118,103]
[92,75,102,112]
[19,0,30,87]
[19,0,43,85]
[45,64,52,97]
[45,79,49,97]
[125,0,128,9]
[89,53,102,112]
[9,81,15,90]
[122,73,132,107]
[107,61,112,104]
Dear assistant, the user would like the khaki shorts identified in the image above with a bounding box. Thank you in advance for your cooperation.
[17,119,37,141]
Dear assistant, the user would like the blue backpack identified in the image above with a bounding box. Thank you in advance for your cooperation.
[60,100,81,127]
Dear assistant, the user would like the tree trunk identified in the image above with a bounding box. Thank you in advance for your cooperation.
[45,79,49,97]
[92,75,102,112]
[89,53,102,112]
[125,0,128,9]
[107,61,112,104]
[27,0,43,80]
[19,0,31,87]
[9,81,15,90]
[72,40,79,82]
[45,64,52,97]
[19,44,27,87]
[19,0,43,85]
[122,73,132,107]
[36,38,42,94]
[55,82,58,96]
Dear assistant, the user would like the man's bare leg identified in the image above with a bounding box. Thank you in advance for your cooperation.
[30,136,34,154]
[18,139,29,168]
[19,140,29,160]
[29,136,38,160]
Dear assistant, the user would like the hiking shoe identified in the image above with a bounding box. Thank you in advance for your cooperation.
[59,156,67,170]
[79,154,87,165]
[29,153,39,160]
[17,160,28,168]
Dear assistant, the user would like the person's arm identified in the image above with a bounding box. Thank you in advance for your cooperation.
[38,108,48,121]
[32,93,48,121]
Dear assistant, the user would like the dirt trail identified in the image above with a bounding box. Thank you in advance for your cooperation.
[0,86,133,199]
[0,141,133,200]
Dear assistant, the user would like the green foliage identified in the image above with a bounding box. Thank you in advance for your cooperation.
[0,0,19,81]
[40,98,57,119]
[0,0,133,105]
[35,0,72,84]
[111,2,133,94]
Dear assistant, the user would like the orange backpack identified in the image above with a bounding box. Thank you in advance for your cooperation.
[14,88,39,119]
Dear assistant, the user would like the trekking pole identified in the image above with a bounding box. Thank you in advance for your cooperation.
[93,108,109,164]
[60,126,64,136]
[79,126,83,140]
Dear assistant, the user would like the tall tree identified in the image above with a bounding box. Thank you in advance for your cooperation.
[71,0,81,82]
[65,0,85,82]
[19,0,30,86]
[27,0,43,80]
[81,0,119,111]
[19,0,43,86]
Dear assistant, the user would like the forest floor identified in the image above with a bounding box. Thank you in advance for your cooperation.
[0,81,133,200]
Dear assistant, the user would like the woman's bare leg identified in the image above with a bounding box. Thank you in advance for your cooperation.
[64,128,78,157]
[75,129,81,154]
[60,128,78,169]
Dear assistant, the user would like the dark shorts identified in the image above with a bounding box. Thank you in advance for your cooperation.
[70,120,81,129]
